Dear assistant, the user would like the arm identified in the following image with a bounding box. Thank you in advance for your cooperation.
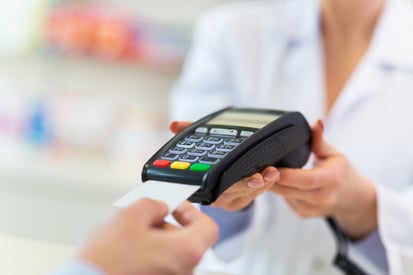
[172,120,388,273]
[270,120,388,272]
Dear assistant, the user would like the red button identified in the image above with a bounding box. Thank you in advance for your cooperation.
[153,159,171,167]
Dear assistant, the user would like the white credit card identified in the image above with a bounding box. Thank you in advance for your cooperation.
[113,180,201,213]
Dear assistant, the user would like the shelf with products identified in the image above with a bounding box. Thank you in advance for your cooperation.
[0,0,226,70]
[0,87,172,189]
[0,48,177,196]
[43,2,190,70]
[0,87,173,244]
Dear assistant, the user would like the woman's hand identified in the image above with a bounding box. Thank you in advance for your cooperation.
[170,120,378,238]
[271,120,378,239]
[169,121,280,211]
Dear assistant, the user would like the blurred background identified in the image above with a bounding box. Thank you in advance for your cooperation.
[0,0,226,273]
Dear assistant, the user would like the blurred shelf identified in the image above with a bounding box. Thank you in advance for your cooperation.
[70,0,227,26]
[0,129,170,244]
[0,54,180,97]
[0,146,143,245]
[0,132,168,194]
[0,0,225,267]
[0,152,138,194]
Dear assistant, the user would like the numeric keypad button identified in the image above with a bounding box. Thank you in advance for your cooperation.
[177,140,196,148]
[208,150,227,158]
[199,156,220,164]
[187,149,207,156]
[161,153,179,160]
[169,146,187,154]
[224,138,245,146]
[196,143,215,150]
[203,136,223,144]
[179,154,199,163]
[216,144,235,152]
[185,135,204,142]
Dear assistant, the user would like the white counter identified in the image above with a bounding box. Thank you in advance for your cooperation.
[0,233,75,275]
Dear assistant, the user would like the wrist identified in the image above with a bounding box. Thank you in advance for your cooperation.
[335,176,378,239]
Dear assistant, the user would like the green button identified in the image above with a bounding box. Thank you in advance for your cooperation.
[190,163,211,172]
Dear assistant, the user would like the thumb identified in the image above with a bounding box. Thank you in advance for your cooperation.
[173,201,219,247]
[123,198,169,227]
[311,119,337,159]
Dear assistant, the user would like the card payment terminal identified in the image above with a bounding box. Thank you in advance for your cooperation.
[142,107,312,204]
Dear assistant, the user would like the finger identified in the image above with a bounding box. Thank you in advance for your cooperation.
[285,198,320,218]
[123,198,169,227]
[262,166,280,184]
[172,201,201,226]
[173,201,219,247]
[311,120,337,159]
[211,168,278,210]
[214,172,265,198]
[272,182,326,204]
[245,172,265,188]
[277,167,325,190]
[169,121,192,134]
[271,182,308,200]
[210,173,263,207]
[244,166,279,188]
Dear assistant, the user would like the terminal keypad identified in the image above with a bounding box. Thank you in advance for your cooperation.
[154,127,252,172]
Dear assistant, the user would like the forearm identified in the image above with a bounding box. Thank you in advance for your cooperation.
[335,174,378,239]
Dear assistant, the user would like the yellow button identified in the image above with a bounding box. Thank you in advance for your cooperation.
[170,161,191,170]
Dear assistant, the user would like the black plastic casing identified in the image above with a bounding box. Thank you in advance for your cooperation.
[142,107,312,204]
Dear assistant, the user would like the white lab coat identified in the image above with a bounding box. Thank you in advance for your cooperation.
[169,0,413,274]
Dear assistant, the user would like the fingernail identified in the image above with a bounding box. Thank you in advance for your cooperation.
[263,169,280,181]
[169,121,177,131]
[318,119,324,131]
[247,179,264,188]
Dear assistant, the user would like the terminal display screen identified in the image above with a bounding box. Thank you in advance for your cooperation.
[207,110,281,129]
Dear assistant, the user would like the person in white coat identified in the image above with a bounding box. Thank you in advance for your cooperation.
[169,0,413,274]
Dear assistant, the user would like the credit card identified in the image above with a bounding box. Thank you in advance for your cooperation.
[113,180,200,213]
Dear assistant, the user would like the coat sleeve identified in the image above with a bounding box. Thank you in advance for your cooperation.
[47,260,105,275]
[376,184,413,275]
